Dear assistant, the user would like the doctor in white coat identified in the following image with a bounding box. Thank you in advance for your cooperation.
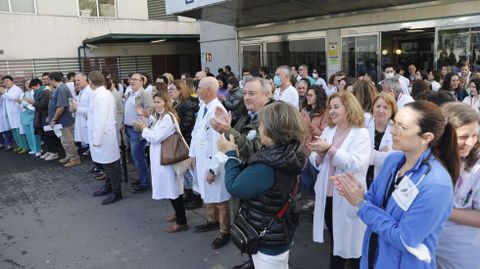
[1,75,28,152]
[365,93,397,188]
[87,71,122,205]
[133,91,189,233]
[189,77,231,249]
[72,73,93,145]
[308,91,371,269]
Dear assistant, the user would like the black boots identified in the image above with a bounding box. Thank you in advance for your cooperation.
[183,189,203,210]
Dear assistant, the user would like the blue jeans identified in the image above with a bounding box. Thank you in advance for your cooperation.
[0,130,13,146]
[125,126,149,186]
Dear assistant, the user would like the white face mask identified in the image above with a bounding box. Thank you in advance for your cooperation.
[312,73,319,79]
[385,72,394,79]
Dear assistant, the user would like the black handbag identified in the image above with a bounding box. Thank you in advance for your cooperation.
[230,176,299,255]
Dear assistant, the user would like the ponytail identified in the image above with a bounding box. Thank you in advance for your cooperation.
[435,122,460,185]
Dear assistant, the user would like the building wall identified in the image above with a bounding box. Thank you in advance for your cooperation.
[35,0,149,19]
[0,13,198,60]
[199,21,239,77]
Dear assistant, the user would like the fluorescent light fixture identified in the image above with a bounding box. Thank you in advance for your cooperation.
[405,29,425,33]
[151,39,166,43]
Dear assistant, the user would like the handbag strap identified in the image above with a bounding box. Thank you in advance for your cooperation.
[259,175,300,237]
[166,112,189,147]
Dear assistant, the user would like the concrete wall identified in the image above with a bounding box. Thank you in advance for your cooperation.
[35,0,148,19]
[199,21,239,77]
[0,13,198,60]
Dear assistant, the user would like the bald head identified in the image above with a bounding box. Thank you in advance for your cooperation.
[195,71,207,80]
[198,77,219,103]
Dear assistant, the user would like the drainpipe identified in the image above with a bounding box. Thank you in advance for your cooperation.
[77,44,87,72]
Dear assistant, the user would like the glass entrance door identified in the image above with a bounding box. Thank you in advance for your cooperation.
[381,28,435,75]
[342,34,379,80]
[242,45,262,76]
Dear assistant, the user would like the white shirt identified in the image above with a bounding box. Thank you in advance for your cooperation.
[396,93,414,108]
[463,96,480,113]
[273,85,299,108]
[66,81,76,100]
[398,76,411,96]
[314,77,328,92]
[124,90,138,126]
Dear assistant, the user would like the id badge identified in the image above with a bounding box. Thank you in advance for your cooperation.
[246,130,257,140]
[392,175,419,211]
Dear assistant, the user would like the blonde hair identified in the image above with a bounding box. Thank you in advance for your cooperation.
[372,92,398,120]
[327,91,365,128]
[257,102,307,145]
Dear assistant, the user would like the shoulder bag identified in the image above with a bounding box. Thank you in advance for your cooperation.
[230,176,299,255]
[160,113,190,165]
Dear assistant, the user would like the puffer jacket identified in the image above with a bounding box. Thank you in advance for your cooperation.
[175,97,199,145]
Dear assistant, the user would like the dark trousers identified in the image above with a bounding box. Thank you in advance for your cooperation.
[169,195,187,225]
[103,160,122,193]
[43,132,61,153]
[325,197,360,269]
[0,130,13,146]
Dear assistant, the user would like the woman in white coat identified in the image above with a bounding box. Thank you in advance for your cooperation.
[308,91,371,269]
[133,91,188,233]
[365,93,397,189]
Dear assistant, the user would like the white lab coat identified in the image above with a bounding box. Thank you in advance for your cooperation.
[365,118,395,179]
[87,86,120,164]
[2,85,23,130]
[142,113,183,200]
[74,85,93,143]
[189,98,231,203]
[0,96,10,132]
[396,93,414,108]
[310,127,371,258]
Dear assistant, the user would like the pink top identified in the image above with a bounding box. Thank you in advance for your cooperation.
[317,128,351,197]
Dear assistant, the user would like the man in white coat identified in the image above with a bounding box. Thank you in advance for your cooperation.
[1,75,28,152]
[87,71,122,205]
[273,65,299,109]
[189,77,231,249]
[382,77,414,108]
[72,73,92,146]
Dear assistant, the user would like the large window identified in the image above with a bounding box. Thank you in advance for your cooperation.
[342,35,378,80]
[0,0,36,13]
[78,0,115,17]
[266,38,326,78]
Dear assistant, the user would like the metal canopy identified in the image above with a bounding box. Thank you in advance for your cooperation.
[82,33,199,45]
[177,0,455,27]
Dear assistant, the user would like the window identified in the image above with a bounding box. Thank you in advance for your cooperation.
[78,0,115,17]
[0,0,36,13]
[266,38,326,78]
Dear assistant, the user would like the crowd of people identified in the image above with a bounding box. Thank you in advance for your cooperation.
[0,61,479,269]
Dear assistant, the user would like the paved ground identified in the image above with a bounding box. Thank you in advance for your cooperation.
[0,149,331,269]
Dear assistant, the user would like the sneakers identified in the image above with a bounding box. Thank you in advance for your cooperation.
[35,152,42,157]
[28,151,35,155]
[45,153,59,161]
[18,149,27,154]
[40,152,50,159]
[82,149,90,156]
[211,232,230,249]
[59,156,70,164]
[64,159,81,167]
[4,145,12,151]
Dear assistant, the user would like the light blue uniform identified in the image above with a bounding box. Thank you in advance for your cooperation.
[357,149,453,269]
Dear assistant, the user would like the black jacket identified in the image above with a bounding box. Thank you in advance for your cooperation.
[175,97,199,145]
[241,143,303,248]
[33,89,51,134]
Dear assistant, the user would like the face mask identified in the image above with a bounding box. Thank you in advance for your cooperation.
[385,72,394,79]
[312,73,319,79]
[273,75,282,87]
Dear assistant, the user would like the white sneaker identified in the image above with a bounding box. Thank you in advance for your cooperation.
[45,153,59,161]
[28,151,35,154]
[40,152,50,159]
[35,152,42,157]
